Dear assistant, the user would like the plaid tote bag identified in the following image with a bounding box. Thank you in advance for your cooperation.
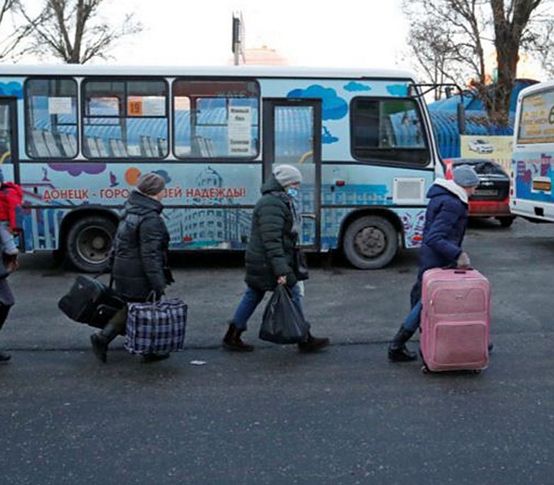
[124,298,187,354]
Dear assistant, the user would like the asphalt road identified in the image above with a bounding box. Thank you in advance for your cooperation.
[1,217,553,484]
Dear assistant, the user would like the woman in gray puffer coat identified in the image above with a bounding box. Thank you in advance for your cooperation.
[223,164,329,353]
[90,173,174,364]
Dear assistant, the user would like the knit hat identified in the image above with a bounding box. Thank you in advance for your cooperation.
[273,164,302,188]
[137,172,166,196]
[453,165,480,188]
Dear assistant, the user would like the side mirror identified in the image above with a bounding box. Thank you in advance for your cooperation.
[445,87,454,98]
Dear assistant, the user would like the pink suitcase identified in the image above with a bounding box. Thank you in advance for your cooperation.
[420,268,490,373]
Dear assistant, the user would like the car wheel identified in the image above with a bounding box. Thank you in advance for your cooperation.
[498,216,515,228]
[66,215,116,273]
[342,216,399,269]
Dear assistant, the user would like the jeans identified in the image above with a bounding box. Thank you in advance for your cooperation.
[0,222,17,255]
[403,301,422,333]
[232,284,305,331]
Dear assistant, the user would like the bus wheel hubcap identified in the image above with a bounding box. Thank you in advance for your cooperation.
[354,226,386,258]
[76,227,112,264]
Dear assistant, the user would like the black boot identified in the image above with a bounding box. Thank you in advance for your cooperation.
[298,332,330,353]
[388,326,417,362]
[222,323,254,352]
[0,351,10,362]
[90,322,120,363]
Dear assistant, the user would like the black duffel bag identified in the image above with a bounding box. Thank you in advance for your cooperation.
[58,275,125,330]
[259,285,310,344]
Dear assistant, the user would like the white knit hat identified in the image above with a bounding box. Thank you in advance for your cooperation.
[273,164,302,187]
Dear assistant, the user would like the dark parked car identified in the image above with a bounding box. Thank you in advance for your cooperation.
[451,158,515,227]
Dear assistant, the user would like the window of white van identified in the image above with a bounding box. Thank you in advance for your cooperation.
[517,90,554,144]
[350,97,430,165]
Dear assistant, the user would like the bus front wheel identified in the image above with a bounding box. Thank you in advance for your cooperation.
[66,215,116,273]
[342,216,398,269]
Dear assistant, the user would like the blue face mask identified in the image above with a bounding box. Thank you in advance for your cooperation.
[287,187,299,199]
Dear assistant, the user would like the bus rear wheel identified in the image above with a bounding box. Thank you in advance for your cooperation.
[342,215,398,269]
[66,215,116,273]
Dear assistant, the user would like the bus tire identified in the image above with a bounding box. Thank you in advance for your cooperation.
[342,215,398,269]
[66,215,116,273]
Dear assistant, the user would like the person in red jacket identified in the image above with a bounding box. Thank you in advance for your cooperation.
[0,177,21,362]
[0,180,23,256]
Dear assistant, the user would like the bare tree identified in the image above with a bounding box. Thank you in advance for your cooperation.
[401,16,469,100]
[0,0,37,60]
[403,0,554,125]
[17,0,143,64]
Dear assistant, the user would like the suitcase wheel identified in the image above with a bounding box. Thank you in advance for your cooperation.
[421,364,429,374]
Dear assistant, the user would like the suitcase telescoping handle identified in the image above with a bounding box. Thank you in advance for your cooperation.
[454,267,473,274]
[441,265,474,274]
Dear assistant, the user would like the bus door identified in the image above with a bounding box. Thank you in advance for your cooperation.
[0,98,18,182]
[262,99,322,249]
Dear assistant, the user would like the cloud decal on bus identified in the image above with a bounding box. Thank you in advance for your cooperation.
[287,85,348,120]
[0,82,23,99]
[48,162,107,177]
[386,84,409,96]
[344,81,372,92]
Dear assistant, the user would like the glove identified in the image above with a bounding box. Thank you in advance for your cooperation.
[456,251,471,268]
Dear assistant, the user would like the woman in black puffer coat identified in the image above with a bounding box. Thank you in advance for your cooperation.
[90,173,173,364]
[223,164,329,353]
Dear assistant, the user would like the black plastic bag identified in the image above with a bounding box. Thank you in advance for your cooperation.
[259,285,310,344]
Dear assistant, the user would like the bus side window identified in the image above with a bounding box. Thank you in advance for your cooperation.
[351,97,430,166]
[173,79,259,160]
[82,78,169,160]
[25,78,78,159]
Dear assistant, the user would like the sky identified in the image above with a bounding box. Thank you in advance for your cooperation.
[13,0,546,80]
[97,0,409,68]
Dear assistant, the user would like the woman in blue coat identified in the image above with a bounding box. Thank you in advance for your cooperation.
[388,165,480,362]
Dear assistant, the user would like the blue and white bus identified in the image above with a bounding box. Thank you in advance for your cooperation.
[511,80,554,222]
[0,65,446,272]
